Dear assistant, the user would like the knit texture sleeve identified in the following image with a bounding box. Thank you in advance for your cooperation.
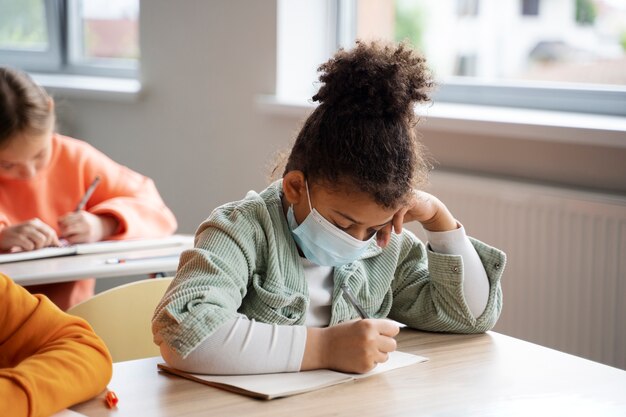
[388,233,505,333]
[0,273,113,417]
[425,224,490,318]
[152,199,263,358]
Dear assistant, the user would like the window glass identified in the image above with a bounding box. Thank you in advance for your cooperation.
[0,0,48,51]
[355,0,626,89]
[521,0,540,16]
[0,0,139,77]
[69,0,139,68]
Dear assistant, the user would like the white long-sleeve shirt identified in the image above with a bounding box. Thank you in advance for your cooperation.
[160,225,489,374]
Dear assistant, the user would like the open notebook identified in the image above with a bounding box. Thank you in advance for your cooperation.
[0,235,191,264]
[157,350,427,400]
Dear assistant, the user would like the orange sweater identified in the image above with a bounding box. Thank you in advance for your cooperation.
[0,134,177,239]
[0,273,113,417]
[0,134,178,309]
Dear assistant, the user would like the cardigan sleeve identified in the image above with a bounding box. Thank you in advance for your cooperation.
[152,202,260,358]
[388,234,505,333]
[0,273,113,417]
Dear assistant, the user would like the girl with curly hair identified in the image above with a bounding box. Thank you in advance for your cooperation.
[153,41,506,374]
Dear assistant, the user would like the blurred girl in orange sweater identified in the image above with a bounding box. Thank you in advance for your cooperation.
[0,273,112,417]
[0,67,177,310]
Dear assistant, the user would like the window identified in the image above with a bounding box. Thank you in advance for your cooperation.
[455,54,477,76]
[0,0,63,71]
[457,0,479,17]
[0,0,139,78]
[341,0,626,116]
[521,0,540,16]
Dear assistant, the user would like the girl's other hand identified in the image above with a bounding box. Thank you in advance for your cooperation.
[0,218,60,251]
[303,319,400,374]
[376,190,458,248]
[58,211,118,244]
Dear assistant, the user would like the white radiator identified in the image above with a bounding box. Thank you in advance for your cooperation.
[407,171,626,370]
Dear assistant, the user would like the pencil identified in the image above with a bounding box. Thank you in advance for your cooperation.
[341,283,369,319]
[75,176,101,211]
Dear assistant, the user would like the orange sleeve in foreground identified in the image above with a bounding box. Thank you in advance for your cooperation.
[0,273,113,417]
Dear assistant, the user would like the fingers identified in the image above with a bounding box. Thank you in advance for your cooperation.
[377,209,409,247]
[58,212,87,239]
[376,319,401,337]
[29,218,61,248]
[59,211,107,243]
[320,318,400,374]
[393,208,409,234]
[377,331,398,353]
[58,211,80,230]
[358,319,399,362]
[376,224,392,248]
[374,350,391,364]
[7,233,40,251]
[0,218,59,251]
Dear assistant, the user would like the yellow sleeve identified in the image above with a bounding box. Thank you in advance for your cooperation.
[0,274,112,417]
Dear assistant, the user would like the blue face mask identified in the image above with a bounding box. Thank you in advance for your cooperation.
[286,181,375,267]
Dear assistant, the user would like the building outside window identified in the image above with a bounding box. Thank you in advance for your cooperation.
[344,0,626,115]
[522,0,540,16]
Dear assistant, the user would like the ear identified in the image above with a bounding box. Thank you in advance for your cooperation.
[282,170,307,206]
[48,98,54,111]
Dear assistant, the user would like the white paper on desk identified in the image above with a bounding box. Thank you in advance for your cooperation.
[74,235,190,255]
[158,350,427,400]
[0,246,76,263]
[0,235,190,264]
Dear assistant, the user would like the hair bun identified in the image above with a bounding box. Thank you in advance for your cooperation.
[312,40,432,118]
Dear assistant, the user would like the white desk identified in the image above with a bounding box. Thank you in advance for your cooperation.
[72,329,626,417]
[0,235,193,286]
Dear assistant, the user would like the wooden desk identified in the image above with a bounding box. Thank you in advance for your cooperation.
[72,329,626,417]
[1,235,193,286]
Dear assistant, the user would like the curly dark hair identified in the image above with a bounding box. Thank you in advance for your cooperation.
[280,40,434,209]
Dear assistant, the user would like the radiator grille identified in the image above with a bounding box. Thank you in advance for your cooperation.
[408,171,626,369]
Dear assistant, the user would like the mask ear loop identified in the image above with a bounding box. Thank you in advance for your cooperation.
[304,180,313,211]
[290,180,314,214]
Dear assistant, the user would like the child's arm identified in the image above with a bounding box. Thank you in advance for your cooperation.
[153,203,400,375]
[159,316,306,374]
[0,218,60,251]
[56,137,176,242]
[376,190,457,247]
[0,273,112,417]
[388,231,505,333]
[303,319,400,373]
[57,211,119,244]
[159,316,398,375]
[375,189,502,327]
[425,225,490,317]
[58,171,176,241]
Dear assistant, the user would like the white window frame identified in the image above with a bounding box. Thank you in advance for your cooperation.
[0,0,64,72]
[261,0,626,149]
[274,0,626,118]
[0,0,138,79]
[343,0,625,117]
[64,0,138,78]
